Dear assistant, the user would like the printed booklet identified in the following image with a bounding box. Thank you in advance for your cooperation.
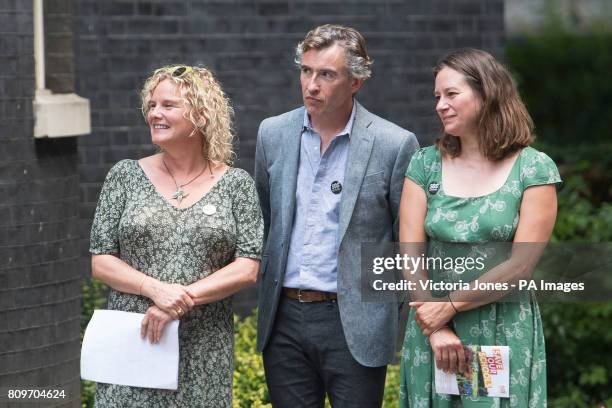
[435,345,509,398]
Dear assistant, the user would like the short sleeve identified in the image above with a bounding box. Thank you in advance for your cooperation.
[89,160,130,255]
[405,148,427,187]
[520,148,562,189]
[231,170,264,260]
[406,146,442,194]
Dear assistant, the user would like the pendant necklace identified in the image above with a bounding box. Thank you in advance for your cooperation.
[162,158,213,205]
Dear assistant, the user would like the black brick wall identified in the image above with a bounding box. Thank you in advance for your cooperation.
[0,1,81,406]
[45,0,76,93]
[75,0,504,316]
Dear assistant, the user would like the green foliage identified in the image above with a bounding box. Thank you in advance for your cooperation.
[80,380,97,408]
[383,364,401,407]
[527,143,612,406]
[544,142,612,243]
[506,29,612,146]
[541,303,612,407]
[81,279,107,340]
[554,175,612,242]
[232,312,270,407]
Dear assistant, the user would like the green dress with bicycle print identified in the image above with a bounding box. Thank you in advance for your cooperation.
[399,146,561,407]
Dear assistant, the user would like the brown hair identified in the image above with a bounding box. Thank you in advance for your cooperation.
[434,48,534,161]
[295,24,373,80]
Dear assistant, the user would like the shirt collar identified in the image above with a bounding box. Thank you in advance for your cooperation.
[302,100,357,139]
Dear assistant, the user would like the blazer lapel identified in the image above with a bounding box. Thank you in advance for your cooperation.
[281,108,304,242]
[338,101,374,244]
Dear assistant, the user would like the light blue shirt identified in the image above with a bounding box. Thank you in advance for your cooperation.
[283,104,356,292]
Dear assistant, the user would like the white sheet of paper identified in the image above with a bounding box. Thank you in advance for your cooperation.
[81,309,179,390]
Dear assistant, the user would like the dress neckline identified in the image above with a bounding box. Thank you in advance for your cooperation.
[437,147,525,199]
[134,160,231,211]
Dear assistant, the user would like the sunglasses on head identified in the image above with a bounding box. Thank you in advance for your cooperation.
[171,66,193,78]
[153,65,205,89]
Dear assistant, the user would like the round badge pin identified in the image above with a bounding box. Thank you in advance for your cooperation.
[428,182,440,194]
[331,181,342,194]
[202,204,217,215]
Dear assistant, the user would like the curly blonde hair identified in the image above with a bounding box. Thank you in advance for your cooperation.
[141,65,235,166]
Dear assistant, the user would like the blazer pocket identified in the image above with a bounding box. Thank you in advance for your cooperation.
[362,170,385,187]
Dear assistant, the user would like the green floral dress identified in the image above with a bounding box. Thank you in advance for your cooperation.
[399,146,561,408]
[89,160,263,408]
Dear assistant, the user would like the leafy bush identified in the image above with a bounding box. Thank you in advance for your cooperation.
[383,364,401,407]
[541,302,612,408]
[529,143,612,406]
[507,28,612,146]
[553,174,612,243]
[232,313,270,407]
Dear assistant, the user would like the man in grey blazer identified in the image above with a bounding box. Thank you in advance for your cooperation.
[254,24,419,407]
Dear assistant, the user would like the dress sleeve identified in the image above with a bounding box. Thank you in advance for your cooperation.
[520,149,562,189]
[232,170,264,260]
[89,161,129,255]
[405,148,427,188]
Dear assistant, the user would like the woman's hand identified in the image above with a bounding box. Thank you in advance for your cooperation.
[410,301,456,336]
[140,306,174,344]
[143,278,196,317]
[429,327,467,374]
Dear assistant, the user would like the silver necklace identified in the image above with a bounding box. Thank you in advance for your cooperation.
[162,159,213,204]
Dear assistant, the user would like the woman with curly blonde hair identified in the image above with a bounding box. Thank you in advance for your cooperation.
[89,65,263,407]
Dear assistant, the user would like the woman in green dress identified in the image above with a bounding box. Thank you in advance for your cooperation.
[90,65,263,407]
[399,49,560,407]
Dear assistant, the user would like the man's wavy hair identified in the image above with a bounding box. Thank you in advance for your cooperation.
[141,65,235,166]
[295,24,373,80]
[434,48,534,161]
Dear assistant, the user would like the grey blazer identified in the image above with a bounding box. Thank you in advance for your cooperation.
[254,101,419,367]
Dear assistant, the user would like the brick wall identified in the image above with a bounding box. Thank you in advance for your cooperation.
[0,1,81,406]
[45,0,76,93]
[74,0,505,316]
